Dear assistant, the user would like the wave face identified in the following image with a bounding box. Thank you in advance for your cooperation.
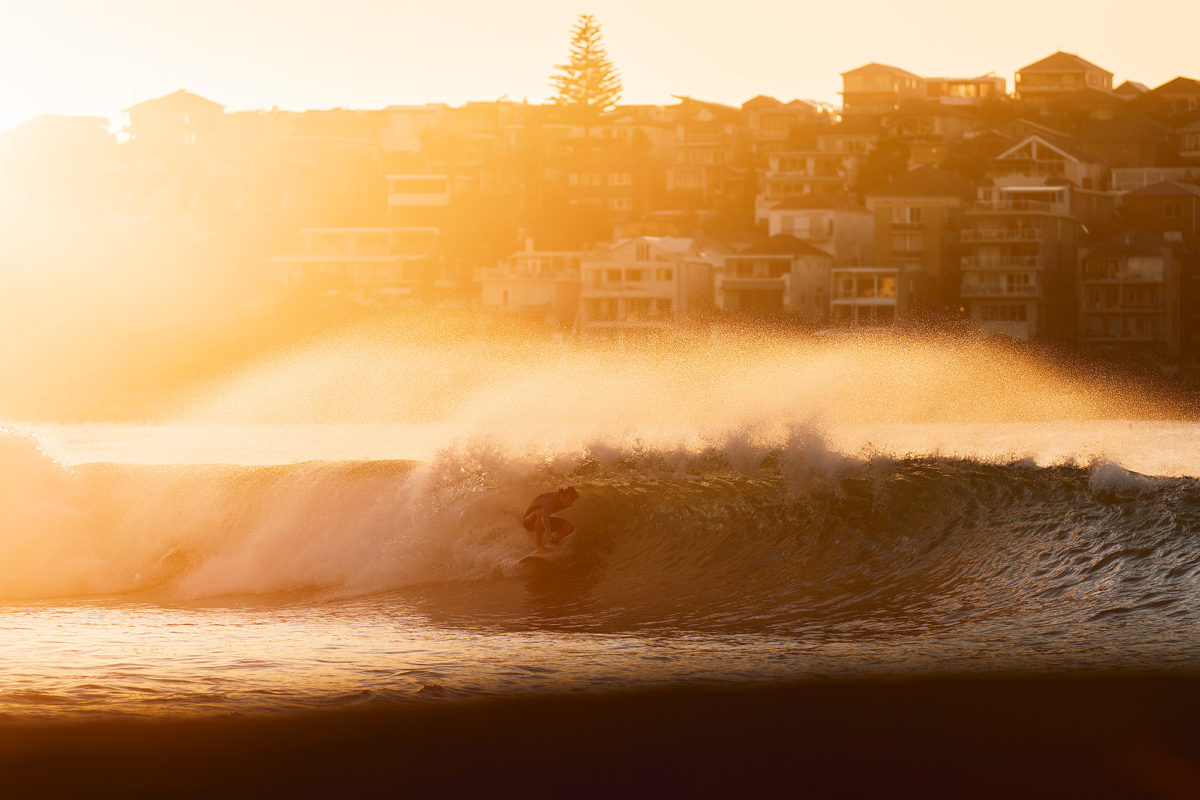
[2,428,1198,657]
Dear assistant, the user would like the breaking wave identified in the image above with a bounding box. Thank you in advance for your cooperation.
[1,428,1198,644]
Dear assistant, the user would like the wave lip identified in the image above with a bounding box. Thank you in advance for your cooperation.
[0,428,1196,654]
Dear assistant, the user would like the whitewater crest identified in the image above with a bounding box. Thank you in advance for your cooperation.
[0,427,1197,635]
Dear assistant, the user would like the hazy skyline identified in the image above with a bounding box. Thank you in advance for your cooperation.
[2,0,1197,133]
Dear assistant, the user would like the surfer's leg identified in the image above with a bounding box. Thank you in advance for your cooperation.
[548,518,574,544]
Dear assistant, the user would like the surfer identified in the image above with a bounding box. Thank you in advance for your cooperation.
[522,487,578,553]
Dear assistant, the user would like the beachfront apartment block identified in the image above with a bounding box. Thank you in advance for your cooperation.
[716,235,834,323]
[1077,231,1187,359]
[959,181,1082,339]
[475,241,583,327]
[577,236,729,330]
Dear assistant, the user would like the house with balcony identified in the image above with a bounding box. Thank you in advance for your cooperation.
[841,63,925,120]
[758,150,855,207]
[475,240,582,327]
[959,181,1083,339]
[265,227,437,306]
[1077,230,1188,359]
[577,236,731,330]
[716,235,833,322]
[1015,52,1113,104]
[865,168,975,312]
[987,133,1108,190]
[924,75,1007,105]
[123,89,225,151]
[743,96,822,163]
[1144,77,1200,122]
[761,194,873,267]
[830,267,908,327]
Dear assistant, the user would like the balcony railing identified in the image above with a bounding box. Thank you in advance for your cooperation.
[961,256,1041,270]
[968,200,1059,213]
[960,228,1041,243]
[961,279,1041,298]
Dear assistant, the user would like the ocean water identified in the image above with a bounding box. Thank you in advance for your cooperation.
[1,417,1198,720]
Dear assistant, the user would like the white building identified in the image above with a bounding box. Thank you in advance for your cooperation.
[476,241,583,327]
[578,236,731,330]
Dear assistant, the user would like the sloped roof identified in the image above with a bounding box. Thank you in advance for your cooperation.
[1115,81,1150,97]
[771,194,865,211]
[1083,114,1171,144]
[1019,51,1111,77]
[1087,229,1187,255]
[1055,87,1124,105]
[996,133,1103,166]
[1151,77,1200,95]
[842,62,922,80]
[743,95,782,110]
[735,235,833,257]
[123,89,224,114]
[1123,180,1200,198]
[865,167,975,199]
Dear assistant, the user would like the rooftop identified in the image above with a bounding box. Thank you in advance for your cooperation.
[1123,180,1200,199]
[123,89,224,115]
[1019,51,1112,77]
[866,167,975,199]
[735,235,833,257]
[771,194,865,211]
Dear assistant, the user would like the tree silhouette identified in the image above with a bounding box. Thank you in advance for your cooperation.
[549,14,622,125]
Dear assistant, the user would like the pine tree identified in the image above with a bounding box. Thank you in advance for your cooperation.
[549,14,622,125]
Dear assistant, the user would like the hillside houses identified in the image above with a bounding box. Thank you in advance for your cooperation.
[7,49,1200,363]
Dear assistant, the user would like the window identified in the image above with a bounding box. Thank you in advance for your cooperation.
[891,207,922,224]
[626,269,644,282]
[656,268,673,281]
[980,304,1028,321]
[606,269,622,283]
[569,173,578,186]
[636,243,651,261]
[1165,203,1182,218]
[891,234,924,253]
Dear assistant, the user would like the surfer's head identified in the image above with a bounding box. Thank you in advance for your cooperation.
[559,486,579,505]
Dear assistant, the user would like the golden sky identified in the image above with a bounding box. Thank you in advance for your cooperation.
[1,0,1197,132]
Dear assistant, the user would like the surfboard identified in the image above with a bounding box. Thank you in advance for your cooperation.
[518,548,567,566]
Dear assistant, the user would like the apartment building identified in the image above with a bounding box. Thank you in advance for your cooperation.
[959,181,1082,339]
[864,168,975,311]
[1078,230,1186,358]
